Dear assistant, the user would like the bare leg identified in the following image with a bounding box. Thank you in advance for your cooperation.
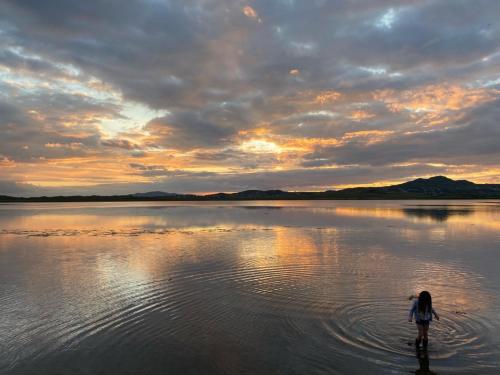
[423,325,429,340]
[417,324,424,340]
[423,325,429,348]
[415,324,423,346]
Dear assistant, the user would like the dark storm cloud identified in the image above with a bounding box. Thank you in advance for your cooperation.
[1,0,499,193]
[4,0,497,109]
[304,98,500,167]
[146,108,246,149]
[268,101,406,140]
[244,0,500,93]
[2,0,500,115]
[0,96,113,161]
[102,139,140,150]
[0,0,222,108]
[0,49,68,78]
[0,180,41,196]
[12,92,122,122]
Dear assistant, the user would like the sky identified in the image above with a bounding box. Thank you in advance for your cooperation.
[0,0,499,196]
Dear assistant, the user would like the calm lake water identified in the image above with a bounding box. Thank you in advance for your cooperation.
[1,200,499,374]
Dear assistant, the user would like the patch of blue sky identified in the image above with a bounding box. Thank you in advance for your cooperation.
[100,102,169,136]
[359,66,402,77]
[475,77,500,88]
[375,8,397,29]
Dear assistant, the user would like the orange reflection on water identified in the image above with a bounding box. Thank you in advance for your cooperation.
[445,209,500,232]
[0,212,159,230]
[335,207,406,220]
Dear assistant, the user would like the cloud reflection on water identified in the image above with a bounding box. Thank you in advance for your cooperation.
[0,201,499,374]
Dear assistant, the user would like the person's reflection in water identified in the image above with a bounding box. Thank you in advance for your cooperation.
[415,348,437,375]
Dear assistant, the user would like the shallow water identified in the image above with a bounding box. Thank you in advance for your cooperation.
[0,200,499,374]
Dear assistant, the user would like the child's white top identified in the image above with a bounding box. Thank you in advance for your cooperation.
[409,299,436,322]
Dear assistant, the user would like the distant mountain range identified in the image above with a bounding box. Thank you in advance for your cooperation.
[1,176,499,202]
[130,191,179,198]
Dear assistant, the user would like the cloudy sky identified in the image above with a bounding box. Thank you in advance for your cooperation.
[1,0,499,196]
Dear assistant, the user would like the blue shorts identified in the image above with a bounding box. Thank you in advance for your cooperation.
[416,320,430,327]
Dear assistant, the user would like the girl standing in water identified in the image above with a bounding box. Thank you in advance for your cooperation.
[409,291,439,348]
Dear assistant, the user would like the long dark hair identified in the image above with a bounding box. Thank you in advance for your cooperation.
[418,291,432,314]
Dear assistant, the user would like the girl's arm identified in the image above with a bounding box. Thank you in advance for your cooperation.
[408,301,416,322]
[432,308,440,320]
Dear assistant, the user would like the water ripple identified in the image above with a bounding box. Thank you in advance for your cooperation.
[2,215,500,374]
